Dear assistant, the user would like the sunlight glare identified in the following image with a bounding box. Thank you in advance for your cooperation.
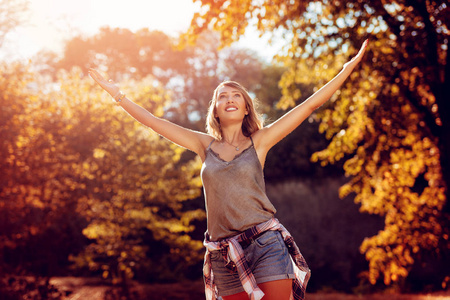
[3,0,199,60]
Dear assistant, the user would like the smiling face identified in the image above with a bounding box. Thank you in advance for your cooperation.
[214,85,249,123]
[206,81,263,140]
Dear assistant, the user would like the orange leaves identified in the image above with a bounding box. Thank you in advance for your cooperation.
[360,194,444,286]
[184,0,450,288]
[0,62,205,282]
[55,70,205,281]
[311,76,378,168]
[310,64,446,285]
[258,7,447,286]
[183,0,250,47]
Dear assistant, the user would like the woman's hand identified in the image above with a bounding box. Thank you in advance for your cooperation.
[254,39,369,155]
[88,69,120,98]
[343,39,368,70]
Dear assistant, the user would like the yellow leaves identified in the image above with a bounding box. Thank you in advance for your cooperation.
[167,222,192,234]
[359,175,446,284]
[379,45,396,55]
[305,63,446,286]
[361,225,416,285]
[1,63,205,282]
[182,208,206,224]
[311,77,380,168]
[125,207,154,221]
[40,71,205,281]
[15,135,27,148]
[339,182,354,199]
[183,0,448,288]
[93,148,106,159]
[82,223,104,240]
[391,84,400,95]
[343,153,364,175]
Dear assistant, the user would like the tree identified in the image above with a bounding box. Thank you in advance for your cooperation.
[47,69,205,283]
[56,28,268,130]
[168,30,267,129]
[183,0,450,288]
[0,0,28,47]
[0,64,205,285]
[57,27,190,83]
[0,63,89,277]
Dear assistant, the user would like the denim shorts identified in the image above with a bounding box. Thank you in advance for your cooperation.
[210,230,295,297]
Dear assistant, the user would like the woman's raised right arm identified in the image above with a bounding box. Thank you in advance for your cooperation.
[89,69,212,160]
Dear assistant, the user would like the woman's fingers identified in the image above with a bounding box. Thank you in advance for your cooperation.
[356,40,368,59]
[88,69,119,96]
[356,39,368,58]
[344,40,368,69]
[89,69,106,84]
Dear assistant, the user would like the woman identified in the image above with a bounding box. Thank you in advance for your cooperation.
[89,39,368,300]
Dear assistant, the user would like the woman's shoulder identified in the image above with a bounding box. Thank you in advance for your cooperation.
[201,134,215,146]
[197,134,215,162]
[250,128,267,148]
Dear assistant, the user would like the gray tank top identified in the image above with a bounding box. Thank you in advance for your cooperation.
[201,138,276,241]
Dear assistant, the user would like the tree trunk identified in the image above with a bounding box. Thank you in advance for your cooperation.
[438,49,450,214]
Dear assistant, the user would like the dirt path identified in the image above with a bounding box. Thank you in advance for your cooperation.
[306,292,450,300]
[50,277,110,299]
[50,277,450,300]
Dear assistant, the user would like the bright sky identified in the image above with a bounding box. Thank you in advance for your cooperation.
[1,0,281,61]
[1,0,201,59]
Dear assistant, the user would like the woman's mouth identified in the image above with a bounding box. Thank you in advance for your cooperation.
[225,106,238,112]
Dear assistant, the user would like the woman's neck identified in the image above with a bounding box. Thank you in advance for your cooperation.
[220,123,246,144]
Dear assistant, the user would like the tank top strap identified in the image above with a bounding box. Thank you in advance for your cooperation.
[207,139,215,150]
[249,136,254,146]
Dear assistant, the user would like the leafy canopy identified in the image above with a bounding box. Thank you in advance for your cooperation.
[0,64,204,282]
[183,0,449,286]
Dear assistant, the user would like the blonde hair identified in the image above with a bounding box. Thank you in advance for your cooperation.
[206,81,264,141]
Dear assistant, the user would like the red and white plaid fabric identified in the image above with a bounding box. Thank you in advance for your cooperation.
[203,218,311,300]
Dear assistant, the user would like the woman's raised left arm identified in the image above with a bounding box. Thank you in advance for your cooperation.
[254,39,368,152]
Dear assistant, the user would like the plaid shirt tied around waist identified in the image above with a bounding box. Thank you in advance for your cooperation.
[203,218,311,300]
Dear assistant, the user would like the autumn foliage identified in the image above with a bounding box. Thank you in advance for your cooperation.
[0,63,205,284]
[1,0,449,295]
[1,25,289,293]
[184,0,450,287]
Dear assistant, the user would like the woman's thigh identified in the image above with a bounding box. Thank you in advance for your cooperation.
[259,279,293,300]
[222,279,293,300]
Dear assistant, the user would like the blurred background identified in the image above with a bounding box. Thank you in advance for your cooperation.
[0,0,449,299]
